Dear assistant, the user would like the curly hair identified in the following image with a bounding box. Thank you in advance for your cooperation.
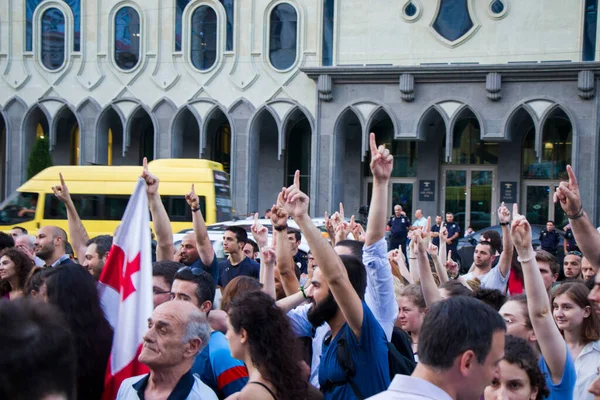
[0,248,34,295]
[502,335,549,400]
[229,291,308,400]
[220,275,262,313]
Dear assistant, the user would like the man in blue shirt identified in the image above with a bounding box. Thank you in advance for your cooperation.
[387,205,410,254]
[445,213,461,263]
[217,226,260,288]
[539,220,560,256]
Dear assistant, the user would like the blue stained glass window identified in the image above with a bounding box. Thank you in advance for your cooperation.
[322,0,334,66]
[176,0,233,51]
[27,0,80,51]
[190,6,218,70]
[405,2,417,17]
[41,8,66,70]
[432,0,474,42]
[114,7,141,70]
[583,0,598,61]
[490,0,504,14]
[269,3,298,70]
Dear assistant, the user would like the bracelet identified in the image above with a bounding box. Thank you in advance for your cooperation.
[274,225,288,232]
[499,222,510,226]
[191,207,200,213]
[409,257,417,260]
[299,285,308,299]
[517,253,536,263]
[566,206,584,220]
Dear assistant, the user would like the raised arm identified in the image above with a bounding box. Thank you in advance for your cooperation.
[185,184,214,266]
[271,204,300,296]
[555,165,600,266]
[142,158,175,261]
[52,173,89,260]
[415,230,442,307]
[439,224,447,267]
[260,247,276,299]
[429,241,449,285]
[497,202,513,279]
[283,170,365,338]
[510,204,566,384]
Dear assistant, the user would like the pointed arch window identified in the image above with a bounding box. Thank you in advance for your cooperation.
[269,3,298,71]
[190,6,218,70]
[41,8,66,70]
[27,0,80,51]
[114,7,141,71]
[447,111,497,165]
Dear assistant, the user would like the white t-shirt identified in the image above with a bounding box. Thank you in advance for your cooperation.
[462,265,509,292]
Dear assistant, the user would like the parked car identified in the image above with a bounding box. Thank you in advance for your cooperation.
[457,224,565,270]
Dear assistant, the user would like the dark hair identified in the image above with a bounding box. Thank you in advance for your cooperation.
[585,276,595,291]
[339,254,367,301]
[286,228,301,242]
[245,238,259,254]
[24,266,47,296]
[439,280,472,297]
[418,296,506,369]
[0,248,34,295]
[226,226,248,245]
[11,226,27,235]
[547,220,555,225]
[220,276,262,313]
[43,264,113,400]
[0,232,14,251]
[86,235,113,258]
[552,282,600,344]
[480,230,501,254]
[535,250,560,275]
[399,284,426,310]
[335,240,364,261]
[174,269,216,305]
[502,335,549,400]
[65,242,74,257]
[508,294,533,330]
[477,238,497,255]
[0,298,77,400]
[152,261,182,288]
[473,288,507,311]
[229,291,308,400]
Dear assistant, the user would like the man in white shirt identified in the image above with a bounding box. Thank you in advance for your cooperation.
[367,296,506,400]
[411,209,428,230]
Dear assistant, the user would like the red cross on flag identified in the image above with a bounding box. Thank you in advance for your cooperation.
[99,178,153,400]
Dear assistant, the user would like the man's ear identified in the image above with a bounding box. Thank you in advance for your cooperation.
[185,337,202,358]
[102,251,110,262]
[458,350,476,377]
[200,300,213,314]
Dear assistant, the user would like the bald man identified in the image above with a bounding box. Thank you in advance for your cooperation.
[34,226,75,268]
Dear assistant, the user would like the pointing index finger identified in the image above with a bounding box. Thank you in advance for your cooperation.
[59,172,65,187]
[512,203,519,219]
[254,213,258,224]
[143,157,148,172]
[369,132,377,155]
[339,203,345,219]
[567,165,579,189]
[294,170,300,188]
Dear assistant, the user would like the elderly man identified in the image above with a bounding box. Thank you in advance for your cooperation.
[14,234,45,266]
[117,301,217,399]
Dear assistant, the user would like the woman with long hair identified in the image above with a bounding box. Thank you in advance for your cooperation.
[484,335,549,400]
[226,290,320,400]
[0,248,34,299]
[552,282,600,400]
[41,264,113,400]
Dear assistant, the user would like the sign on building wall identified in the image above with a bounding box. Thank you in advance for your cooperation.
[419,180,435,202]
[500,181,518,203]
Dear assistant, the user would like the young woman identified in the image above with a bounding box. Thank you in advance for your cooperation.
[484,335,549,400]
[553,282,600,400]
[0,248,33,300]
[226,290,320,400]
[397,284,426,361]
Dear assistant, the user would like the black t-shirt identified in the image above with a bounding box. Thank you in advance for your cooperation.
[218,257,260,288]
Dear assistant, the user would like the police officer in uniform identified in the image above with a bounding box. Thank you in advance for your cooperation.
[445,212,462,267]
[387,204,411,255]
[563,224,579,253]
[539,220,560,256]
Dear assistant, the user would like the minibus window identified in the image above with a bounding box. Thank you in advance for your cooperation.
[0,192,39,224]
[104,196,130,220]
[159,196,205,222]
[213,170,233,222]
[44,195,102,220]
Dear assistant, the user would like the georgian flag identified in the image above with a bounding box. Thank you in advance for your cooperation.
[99,179,153,400]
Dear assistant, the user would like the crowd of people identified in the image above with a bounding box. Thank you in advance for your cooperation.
[1,132,600,400]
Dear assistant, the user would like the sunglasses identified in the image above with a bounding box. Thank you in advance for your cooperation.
[177,266,205,276]
[567,251,583,258]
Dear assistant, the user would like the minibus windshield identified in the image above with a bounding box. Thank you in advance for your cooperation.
[214,170,233,222]
[0,192,39,224]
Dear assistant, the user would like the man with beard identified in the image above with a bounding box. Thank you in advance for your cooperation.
[34,226,75,268]
[81,235,113,280]
[280,133,393,398]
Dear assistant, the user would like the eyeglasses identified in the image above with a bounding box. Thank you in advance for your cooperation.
[177,266,204,276]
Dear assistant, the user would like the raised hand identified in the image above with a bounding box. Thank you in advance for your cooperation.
[252,212,269,249]
[270,202,289,229]
[498,201,511,224]
[185,184,200,209]
[427,242,438,257]
[335,221,351,243]
[261,246,276,267]
[141,157,159,195]
[510,203,533,253]
[282,170,310,219]
[351,219,366,242]
[554,165,582,217]
[445,250,459,277]
[369,132,393,182]
[52,172,72,204]
[440,224,448,241]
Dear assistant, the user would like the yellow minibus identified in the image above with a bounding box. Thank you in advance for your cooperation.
[0,159,232,237]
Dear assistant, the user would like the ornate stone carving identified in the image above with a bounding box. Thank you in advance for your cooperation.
[578,70,595,100]
[399,73,415,102]
[486,72,502,101]
[318,75,333,101]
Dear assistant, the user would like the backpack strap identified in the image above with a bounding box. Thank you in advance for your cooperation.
[320,329,365,400]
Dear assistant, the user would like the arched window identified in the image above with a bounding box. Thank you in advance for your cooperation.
[176,0,233,51]
[269,3,298,70]
[27,0,80,51]
[114,7,141,70]
[322,0,334,66]
[190,6,218,71]
[432,0,474,42]
[583,0,598,61]
[447,111,497,165]
[41,8,66,70]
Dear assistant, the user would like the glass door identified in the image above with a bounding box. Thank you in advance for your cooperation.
[363,178,416,218]
[442,167,496,232]
[522,182,567,228]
